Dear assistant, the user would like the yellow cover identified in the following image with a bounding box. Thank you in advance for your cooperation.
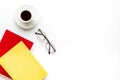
[0,41,47,80]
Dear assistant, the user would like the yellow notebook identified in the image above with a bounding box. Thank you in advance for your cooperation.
[0,41,47,80]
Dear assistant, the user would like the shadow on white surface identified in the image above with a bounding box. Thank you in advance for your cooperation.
[0,74,11,80]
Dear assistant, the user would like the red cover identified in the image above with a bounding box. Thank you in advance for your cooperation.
[0,29,33,78]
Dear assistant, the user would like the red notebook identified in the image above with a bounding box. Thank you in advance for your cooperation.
[0,29,33,78]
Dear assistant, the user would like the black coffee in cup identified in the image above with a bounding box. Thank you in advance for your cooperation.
[21,10,31,21]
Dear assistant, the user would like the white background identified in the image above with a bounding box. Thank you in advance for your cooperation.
[0,0,120,80]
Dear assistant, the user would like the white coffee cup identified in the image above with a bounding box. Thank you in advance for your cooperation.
[15,5,39,29]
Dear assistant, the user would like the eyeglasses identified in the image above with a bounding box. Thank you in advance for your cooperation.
[35,29,56,54]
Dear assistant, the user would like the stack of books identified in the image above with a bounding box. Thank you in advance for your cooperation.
[0,30,47,80]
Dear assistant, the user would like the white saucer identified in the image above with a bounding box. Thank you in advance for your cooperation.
[15,5,39,29]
